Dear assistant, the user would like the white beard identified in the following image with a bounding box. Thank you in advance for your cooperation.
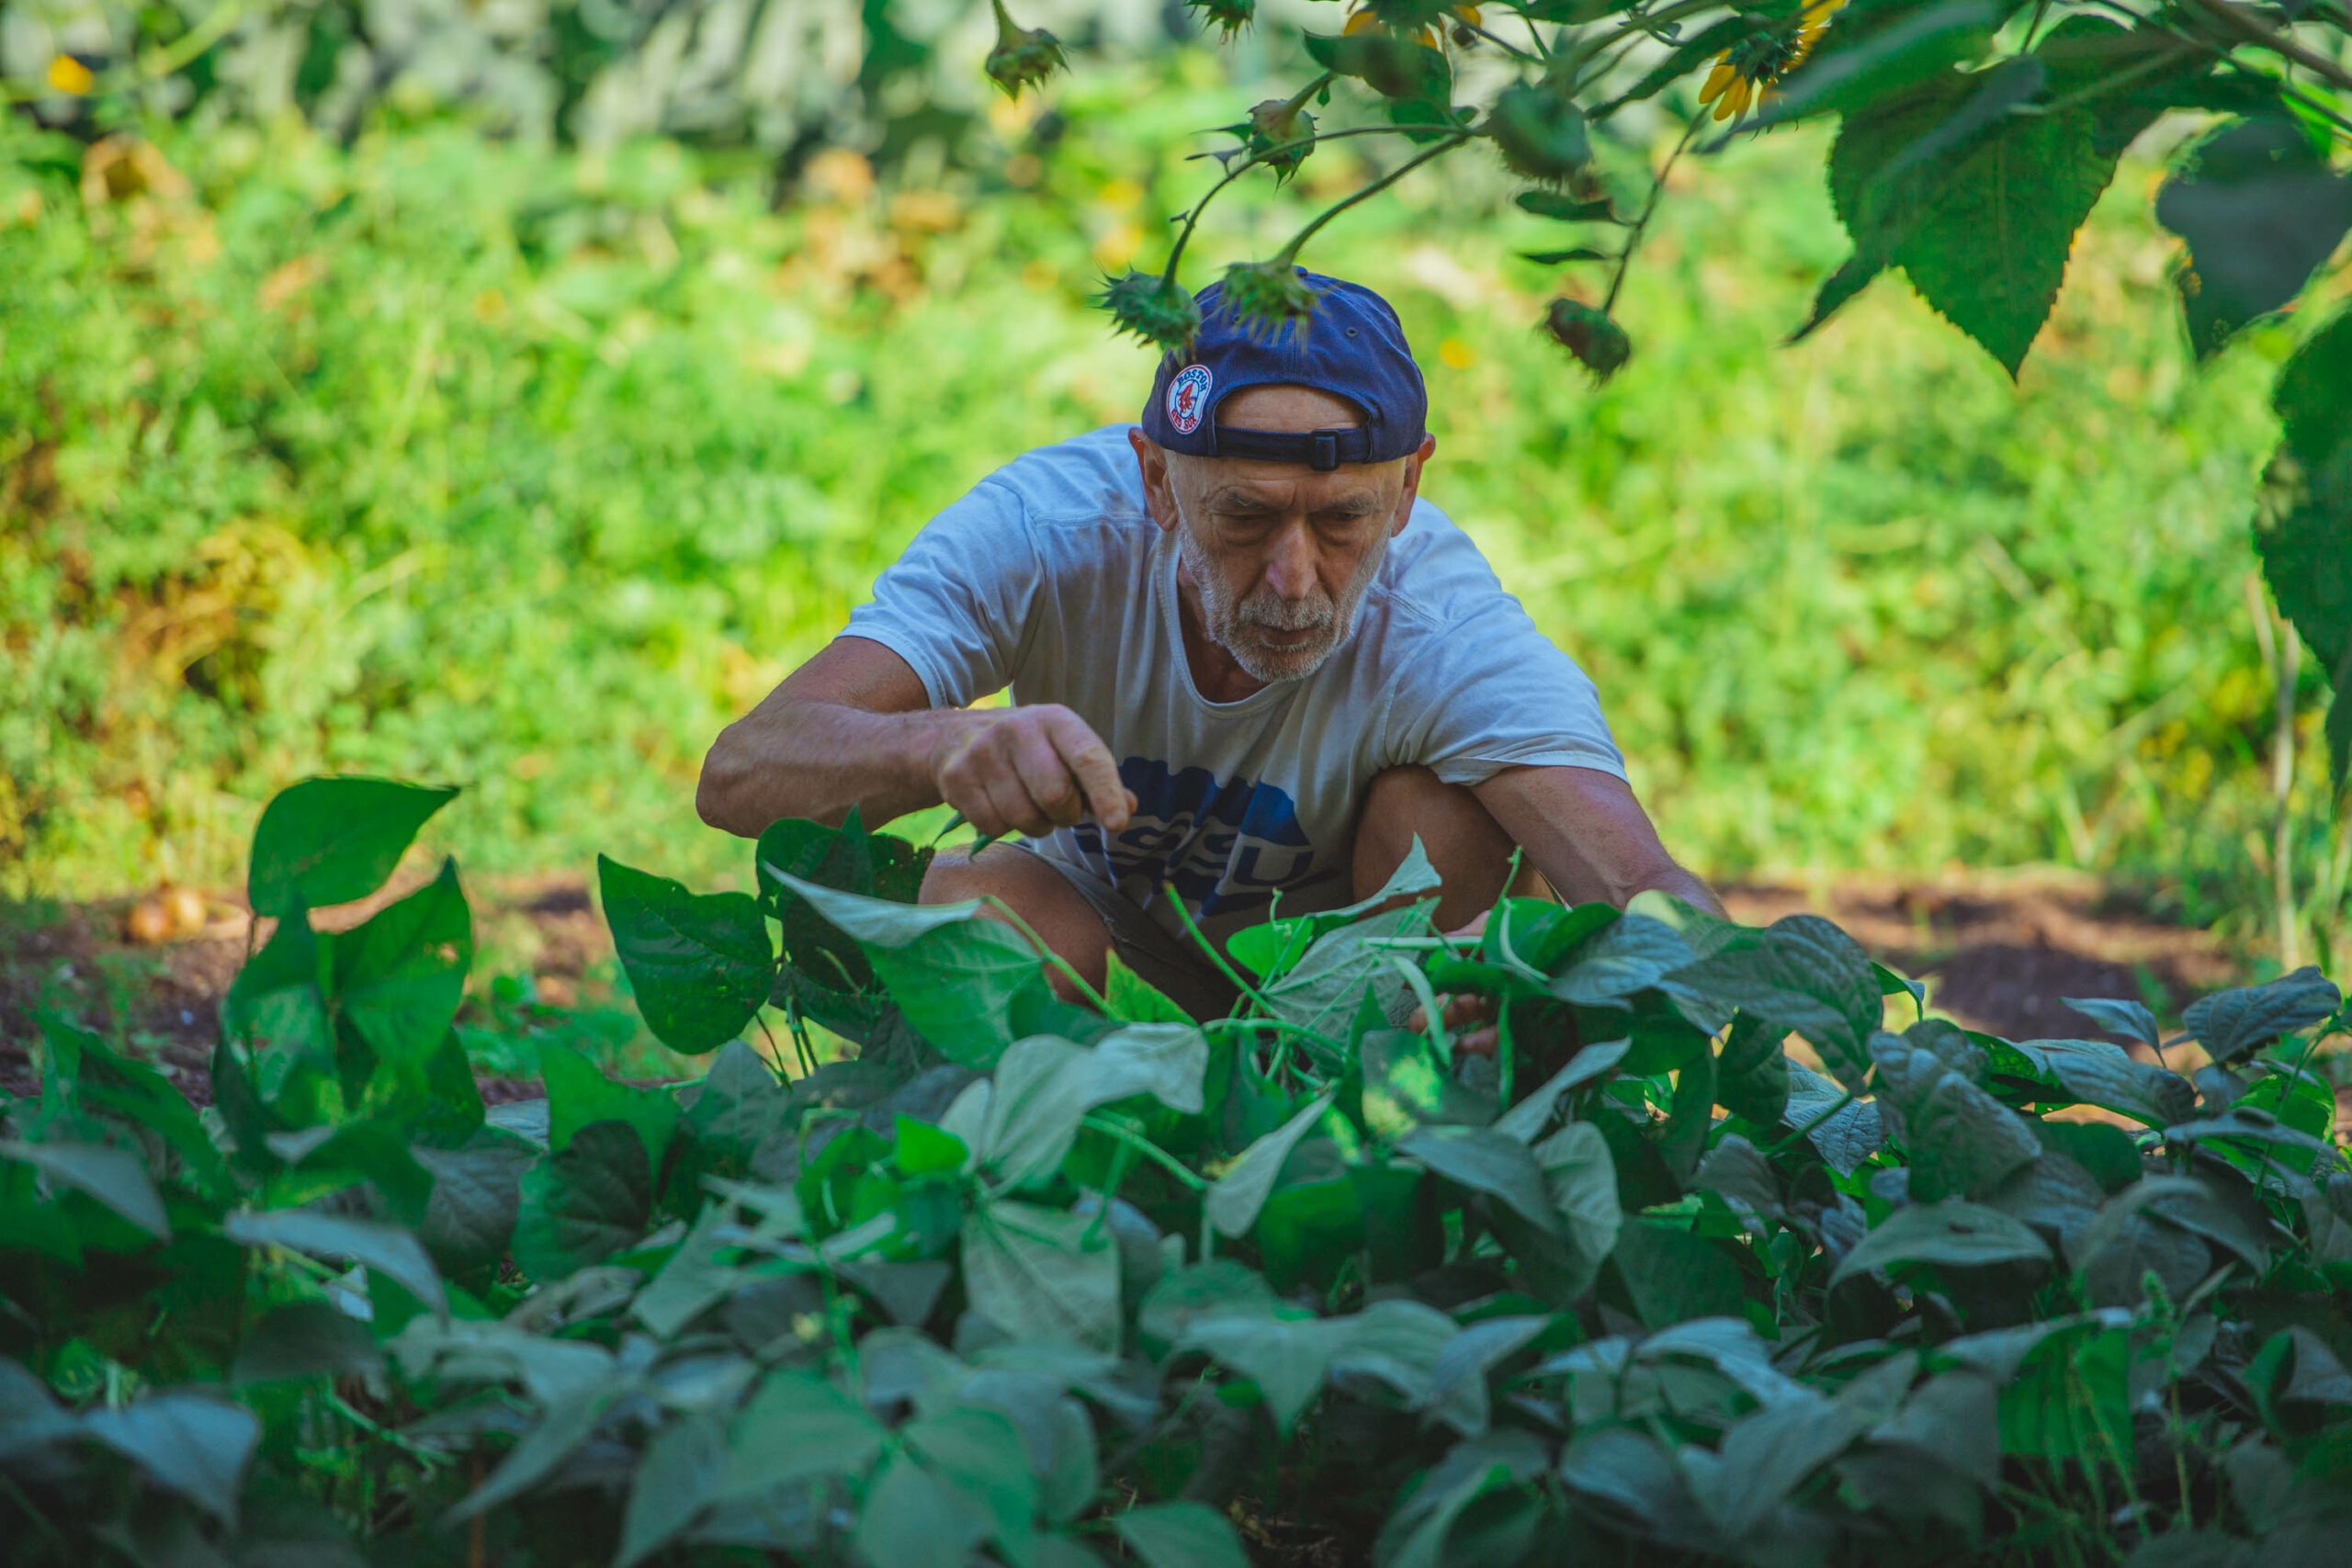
[1176,515,1389,684]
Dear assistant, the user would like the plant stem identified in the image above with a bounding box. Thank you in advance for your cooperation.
[2179,0,2352,93]
[1603,110,1703,314]
[1274,131,1474,264]
[1080,1113,1210,1190]
[982,894,1114,1012]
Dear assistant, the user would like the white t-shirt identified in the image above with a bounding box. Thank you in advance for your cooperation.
[841,425,1624,940]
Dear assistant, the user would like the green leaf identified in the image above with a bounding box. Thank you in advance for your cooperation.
[225,1208,447,1317]
[855,1450,995,1568]
[2061,996,2162,1051]
[513,1121,653,1279]
[1667,914,1881,1087]
[1,1141,169,1240]
[1831,1198,2052,1286]
[1397,1125,1559,1233]
[1515,190,1620,223]
[718,1370,887,1500]
[901,1404,1039,1556]
[598,856,775,1055]
[1807,20,2188,375]
[541,1039,680,1169]
[1527,1120,1621,1296]
[1782,1061,1885,1174]
[1698,1390,1865,1534]
[769,869,1043,1067]
[1302,26,1450,104]
[1521,247,1612,265]
[1105,953,1192,1024]
[1715,1013,1790,1126]
[247,777,458,919]
[2156,117,2352,358]
[1551,915,1691,1008]
[83,1392,259,1525]
[980,1024,1208,1190]
[1206,1094,1333,1237]
[1259,903,1434,1042]
[36,1014,226,1190]
[756,812,882,990]
[1997,1037,2194,1127]
[1492,1039,1630,1143]
[1114,1501,1251,1568]
[1997,1323,2129,1461]
[327,856,474,1063]
[1611,1221,1743,1328]
[617,1413,726,1568]
[2255,311,2352,785]
[446,1381,631,1525]
[962,1199,1121,1350]
[2182,966,2340,1066]
[1870,1030,2042,1200]
[231,1300,383,1385]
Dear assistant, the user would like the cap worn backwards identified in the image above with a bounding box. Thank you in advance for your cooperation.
[1139,268,1429,472]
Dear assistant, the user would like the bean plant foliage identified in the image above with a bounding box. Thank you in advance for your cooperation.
[7,776,2352,1565]
[1007,0,2352,788]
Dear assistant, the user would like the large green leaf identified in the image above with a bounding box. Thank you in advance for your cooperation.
[82,1392,260,1525]
[231,1300,384,1385]
[2182,967,2340,1066]
[717,1370,887,1500]
[768,869,1042,1067]
[2256,308,2352,785]
[513,1121,653,1279]
[2156,117,2352,358]
[1258,903,1434,1040]
[1205,1094,1333,1238]
[540,1039,680,1168]
[1715,1013,1791,1125]
[1804,20,2196,376]
[1113,1501,1251,1568]
[1667,915,1881,1087]
[223,1208,447,1317]
[598,856,774,1055]
[1550,915,1691,1008]
[962,1200,1121,1351]
[617,1413,727,1568]
[1831,1198,2052,1286]
[1611,1221,1743,1327]
[334,857,473,1064]
[979,1023,1207,1190]
[1396,1125,1559,1234]
[1869,1029,2041,1200]
[1,1140,169,1241]
[248,777,458,919]
[854,1450,995,1568]
[1996,1037,2196,1127]
[1749,0,1996,129]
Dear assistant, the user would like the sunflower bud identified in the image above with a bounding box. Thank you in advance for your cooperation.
[1096,271,1204,353]
[1366,0,1455,33]
[986,0,1066,99]
[1185,0,1257,38]
[1544,298,1631,381]
[1245,96,1317,184]
[1219,260,1322,341]
[1487,78,1591,186]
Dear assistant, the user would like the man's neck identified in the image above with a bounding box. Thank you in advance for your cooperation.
[1172,560,1272,705]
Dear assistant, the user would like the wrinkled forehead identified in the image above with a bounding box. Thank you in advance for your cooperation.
[1173,449,1405,513]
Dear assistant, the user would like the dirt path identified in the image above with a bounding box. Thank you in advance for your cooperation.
[0,869,2245,1104]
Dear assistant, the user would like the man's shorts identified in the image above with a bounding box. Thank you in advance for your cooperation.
[994,842,1242,1023]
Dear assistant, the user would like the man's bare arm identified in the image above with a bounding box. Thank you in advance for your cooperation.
[1472,763,1725,918]
[695,637,1133,840]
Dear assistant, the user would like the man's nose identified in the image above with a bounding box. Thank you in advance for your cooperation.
[1262,519,1318,600]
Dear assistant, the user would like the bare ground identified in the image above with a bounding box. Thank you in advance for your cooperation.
[0,866,2253,1105]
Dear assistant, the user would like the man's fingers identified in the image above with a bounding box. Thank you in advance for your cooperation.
[1454,1026,1501,1058]
[1046,711,1131,830]
[1008,725,1088,829]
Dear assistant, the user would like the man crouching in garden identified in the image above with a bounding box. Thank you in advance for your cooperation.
[696,269,1719,1022]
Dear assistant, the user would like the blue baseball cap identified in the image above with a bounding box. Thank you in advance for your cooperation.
[1140,268,1428,472]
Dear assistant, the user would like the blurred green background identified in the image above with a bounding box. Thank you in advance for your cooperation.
[3,1,2346,971]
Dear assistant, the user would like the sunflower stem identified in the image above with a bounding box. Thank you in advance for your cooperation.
[1601,109,1702,315]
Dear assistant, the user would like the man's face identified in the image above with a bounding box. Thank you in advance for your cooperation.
[1133,384,1435,683]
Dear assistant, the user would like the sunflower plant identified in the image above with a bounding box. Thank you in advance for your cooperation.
[994,0,2352,805]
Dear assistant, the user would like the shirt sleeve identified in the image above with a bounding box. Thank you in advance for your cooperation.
[839,479,1044,709]
[1377,556,1626,788]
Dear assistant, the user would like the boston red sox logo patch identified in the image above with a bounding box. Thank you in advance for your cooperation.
[1166,364,1213,435]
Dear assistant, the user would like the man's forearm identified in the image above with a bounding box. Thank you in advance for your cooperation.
[696,700,951,838]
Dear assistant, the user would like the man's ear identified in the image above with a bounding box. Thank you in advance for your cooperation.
[1129,428,1181,535]
[1390,434,1438,536]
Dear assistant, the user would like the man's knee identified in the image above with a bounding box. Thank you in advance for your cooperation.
[1355,765,1537,929]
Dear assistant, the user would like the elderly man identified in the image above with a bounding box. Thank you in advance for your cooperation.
[697,270,1717,1021]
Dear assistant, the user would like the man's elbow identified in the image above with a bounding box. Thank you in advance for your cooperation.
[695,739,754,837]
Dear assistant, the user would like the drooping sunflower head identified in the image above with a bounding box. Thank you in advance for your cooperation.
[1245,96,1318,183]
[1697,0,1847,123]
[1544,298,1633,381]
[1218,260,1323,342]
[1097,271,1204,354]
[1486,77,1593,186]
[1185,0,1257,39]
[985,0,1067,99]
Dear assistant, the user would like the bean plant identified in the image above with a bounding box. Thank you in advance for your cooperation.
[4,774,2351,1564]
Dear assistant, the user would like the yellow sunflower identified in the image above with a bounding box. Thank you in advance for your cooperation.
[1698,0,1845,122]
[1340,6,1480,50]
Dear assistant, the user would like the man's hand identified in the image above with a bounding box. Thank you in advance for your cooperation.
[933,704,1136,839]
[1408,910,1505,1056]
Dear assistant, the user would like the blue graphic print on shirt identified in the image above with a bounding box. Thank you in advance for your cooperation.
[1066,756,1342,918]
